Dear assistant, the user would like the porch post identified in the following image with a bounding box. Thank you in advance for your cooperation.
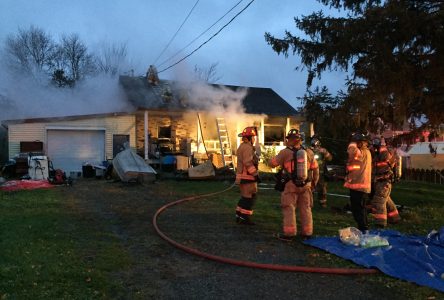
[197,114,201,153]
[144,110,149,160]
[286,117,291,134]
[260,117,265,145]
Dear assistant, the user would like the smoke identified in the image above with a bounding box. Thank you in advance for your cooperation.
[179,80,247,116]
[0,62,134,123]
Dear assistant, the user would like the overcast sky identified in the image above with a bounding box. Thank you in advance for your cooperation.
[0,0,347,109]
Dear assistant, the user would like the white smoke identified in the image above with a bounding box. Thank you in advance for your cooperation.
[0,62,134,123]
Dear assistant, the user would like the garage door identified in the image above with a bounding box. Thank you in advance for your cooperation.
[47,129,105,174]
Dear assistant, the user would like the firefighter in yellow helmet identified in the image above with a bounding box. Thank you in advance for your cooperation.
[344,132,372,232]
[235,126,260,225]
[269,129,319,241]
[370,138,401,227]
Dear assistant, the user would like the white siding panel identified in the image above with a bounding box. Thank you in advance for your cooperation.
[8,114,136,160]
[8,123,45,158]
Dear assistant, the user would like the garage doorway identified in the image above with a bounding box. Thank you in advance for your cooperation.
[47,129,105,174]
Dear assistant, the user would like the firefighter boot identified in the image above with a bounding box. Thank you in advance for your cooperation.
[235,197,255,225]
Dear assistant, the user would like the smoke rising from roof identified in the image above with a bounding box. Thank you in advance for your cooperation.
[171,63,262,129]
[0,63,134,123]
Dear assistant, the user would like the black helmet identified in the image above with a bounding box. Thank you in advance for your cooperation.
[311,137,321,147]
[351,132,369,142]
[372,138,381,147]
[286,129,303,140]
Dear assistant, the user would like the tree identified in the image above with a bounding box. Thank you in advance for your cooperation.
[51,69,74,87]
[59,34,96,82]
[265,0,444,127]
[3,27,97,86]
[299,86,351,162]
[193,62,222,83]
[96,42,128,76]
[4,25,54,75]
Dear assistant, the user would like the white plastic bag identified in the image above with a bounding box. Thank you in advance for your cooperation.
[339,227,362,246]
[359,234,389,248]
[339,227,390,248]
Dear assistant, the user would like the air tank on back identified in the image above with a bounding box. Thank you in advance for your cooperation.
[296,149,308,180]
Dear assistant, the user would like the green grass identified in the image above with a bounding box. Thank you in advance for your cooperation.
[1,179,443,299]
[0,189,130,299]
[170,178,444,299]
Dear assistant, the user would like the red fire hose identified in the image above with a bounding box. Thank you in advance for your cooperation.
[153,184,378,275]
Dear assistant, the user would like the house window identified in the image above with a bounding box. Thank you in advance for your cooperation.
[158,126,172,138]
[264,126,285,145]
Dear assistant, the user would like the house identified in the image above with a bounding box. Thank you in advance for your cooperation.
[2,75,304,175]
[407,142,444,170]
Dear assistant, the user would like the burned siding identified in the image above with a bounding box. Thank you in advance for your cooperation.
[135,112,197,154]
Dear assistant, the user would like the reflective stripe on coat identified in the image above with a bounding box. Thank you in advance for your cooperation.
[344,143,371,193]
[236,141,258,182]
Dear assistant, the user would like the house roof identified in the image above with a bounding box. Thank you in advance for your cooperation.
[1,112,133,127]
[119,76,299,116]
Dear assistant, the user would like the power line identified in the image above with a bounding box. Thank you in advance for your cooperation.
[153,0,200,65]
[158,0,255,74]
[158,0,244,68]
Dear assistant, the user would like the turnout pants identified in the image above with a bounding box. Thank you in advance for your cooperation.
[236,182,258,217]
[281,182,313,237]
[349,189,369,232]
[316,175,327,205]
[371,181,400,227]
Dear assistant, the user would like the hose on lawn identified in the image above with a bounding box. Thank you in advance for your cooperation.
[152,183,378,275]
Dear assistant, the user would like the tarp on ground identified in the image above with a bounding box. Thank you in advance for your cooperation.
[0,180,54,192]
[304,228,444,292]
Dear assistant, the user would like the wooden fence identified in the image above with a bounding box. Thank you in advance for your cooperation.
[403,168,444,185]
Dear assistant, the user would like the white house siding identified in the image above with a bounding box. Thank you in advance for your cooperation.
[8,114,136,160]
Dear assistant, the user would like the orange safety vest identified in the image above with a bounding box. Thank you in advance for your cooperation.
[236,141,258,182]
[344,142,371,193]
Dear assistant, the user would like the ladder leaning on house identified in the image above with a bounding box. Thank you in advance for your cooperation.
[216,117,235,170]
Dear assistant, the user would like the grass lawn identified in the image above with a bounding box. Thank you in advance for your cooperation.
[211,182,444,299]
[0,179,443,299]
[170,179,444,299]
[0,189,130,299]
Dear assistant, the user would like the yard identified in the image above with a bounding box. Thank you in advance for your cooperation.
[0,178,443,299]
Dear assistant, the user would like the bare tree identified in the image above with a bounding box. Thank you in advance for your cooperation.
[4,26,54,75]
[194,62,222,83]
[59,34,96,81]
[96,42,128,76]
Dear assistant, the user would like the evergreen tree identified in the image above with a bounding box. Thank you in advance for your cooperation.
[265,0,444,127]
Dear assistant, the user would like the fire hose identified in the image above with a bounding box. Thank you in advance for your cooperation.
[153,183,378,275]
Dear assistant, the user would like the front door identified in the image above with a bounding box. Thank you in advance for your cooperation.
[113,134,130,157]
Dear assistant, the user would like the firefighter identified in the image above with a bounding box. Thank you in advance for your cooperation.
[269,129,319,241]
[235,126,260,225]
[310,136,333,207]
[370,138,401,227]
[344,132,372,232]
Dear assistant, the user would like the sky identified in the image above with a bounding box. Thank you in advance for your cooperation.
[0,0,347,110]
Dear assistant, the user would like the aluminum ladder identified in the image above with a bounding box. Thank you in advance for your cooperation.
[216,117,234,169]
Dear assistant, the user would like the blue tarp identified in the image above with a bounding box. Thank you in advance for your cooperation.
[304,227,444,292]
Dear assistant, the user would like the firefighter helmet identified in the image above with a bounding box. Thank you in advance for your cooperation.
[351,132,369,142]
[286,129,303,140]
[311,137,321,147]
[372,137,382,147]
[238,126,257,137]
